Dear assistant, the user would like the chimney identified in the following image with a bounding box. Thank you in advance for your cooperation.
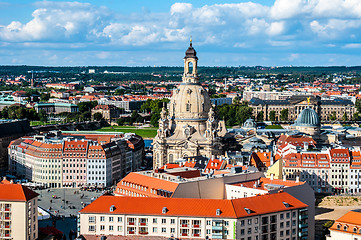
[296,176,299,183]
[270,174,274,180]
[283,175,286,181]
[164,165,167,170]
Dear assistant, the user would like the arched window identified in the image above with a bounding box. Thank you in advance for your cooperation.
[188,61,193,74]
[186,102,191,112]
[344,225,348,231]
[337,224,341,230]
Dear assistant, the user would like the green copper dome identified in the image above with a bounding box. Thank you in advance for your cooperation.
[295,108,320,127]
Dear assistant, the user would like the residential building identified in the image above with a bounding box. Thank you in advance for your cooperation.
[79,192,309,240]
[0,178,39,240]
[327,210,361,240]
[8,131,144,188]
[91,105,120,121]
[0,120,34,173]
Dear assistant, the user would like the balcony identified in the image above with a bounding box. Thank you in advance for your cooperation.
[4,208,10,212]
[212,233,223,239]
[128,231,135,234]
[193,233,200,237]
[299,215,308,220]
[299,223,308,229]
[212,226,223,231]
[139,232,148,235]
[193,224,200,228]
[128,222,135,225]
[181,224,188,228]
[181,233,188,236]
[139,222,147,226]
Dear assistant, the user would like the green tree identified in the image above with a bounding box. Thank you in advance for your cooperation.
[40,93,50,101]
[93,112,103,121]
[257,111,264,122]
[39,110,48,122]
[342,112,348,121]
[269,110,276,121]
[78,101,98,112]
[329,112,337,121]
[280,109,289,121]
[353,112,360,121]
[356,99,361,112]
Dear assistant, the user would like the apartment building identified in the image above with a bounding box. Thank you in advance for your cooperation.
[8,131,144,188]
[78,192,308,240]
[0,179,39,240]
[327,210,361,240]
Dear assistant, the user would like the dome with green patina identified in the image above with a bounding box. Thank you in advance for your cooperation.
[295,108,320,127]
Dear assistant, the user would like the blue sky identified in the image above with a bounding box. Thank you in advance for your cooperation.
[1,0,361,66]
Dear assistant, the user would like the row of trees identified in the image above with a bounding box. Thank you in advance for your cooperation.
[0,105,48,122]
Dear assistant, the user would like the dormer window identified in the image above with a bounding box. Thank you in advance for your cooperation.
[344,225,348,231]
[110,205,115,212]
[162,207,168,214]
[337,224,341,230]
[216,209,221,216]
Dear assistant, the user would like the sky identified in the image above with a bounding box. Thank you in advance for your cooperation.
[1,0,361,66]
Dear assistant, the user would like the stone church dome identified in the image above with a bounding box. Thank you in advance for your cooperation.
[295,108,320,127]
[169,85,211,120]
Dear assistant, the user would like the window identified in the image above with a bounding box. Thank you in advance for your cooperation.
[117,226,122,231]
[241,220,245,226]
[225,221,229,226]
[171,219,175,224]
[241,229,245,235]
[162,227,166,233]
[100,216,105,222]
[88,216,95,223]
[109,217,113,222]
[207,229,211,234]
[162,219,166,224]
[286,213,290,218]
[248,228,252,234]
[224,230,229,235]
[248,219,252,225]
[254,226,258,233]
[118,217,122,222]
[89,225,95,232]
[100,225,105,231]
[109,225,113,231]
[207,220,211,225]
[153,218,158,224]
[153,227,157,233]
[171,228,175,233]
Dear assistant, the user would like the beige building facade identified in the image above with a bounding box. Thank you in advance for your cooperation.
[153,42,226,169]
[0,179,38,240]
[79,193,308,240]
[250,95,355,122]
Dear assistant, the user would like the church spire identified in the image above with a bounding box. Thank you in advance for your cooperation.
[183,40,198,84]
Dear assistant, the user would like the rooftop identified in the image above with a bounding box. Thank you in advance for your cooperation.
[80,192,308,218]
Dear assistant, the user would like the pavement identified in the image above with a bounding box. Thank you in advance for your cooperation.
[36,188,103,239]
[36,188,103,217]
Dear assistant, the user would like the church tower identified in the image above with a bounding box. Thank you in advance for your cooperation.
[152,41,226,169]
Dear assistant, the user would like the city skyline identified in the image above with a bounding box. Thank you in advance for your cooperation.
[1,0,361,66]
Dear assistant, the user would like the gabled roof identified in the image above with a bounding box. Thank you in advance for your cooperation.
[0,179,38,202]
[116,172,179,198]
[80,192,307,218]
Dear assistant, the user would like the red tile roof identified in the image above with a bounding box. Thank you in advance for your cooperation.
[330,211,361,235]
[80,192,308,218]
[0,179,38,202]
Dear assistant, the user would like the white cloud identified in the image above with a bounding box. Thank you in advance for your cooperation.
[1,0,361,65]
